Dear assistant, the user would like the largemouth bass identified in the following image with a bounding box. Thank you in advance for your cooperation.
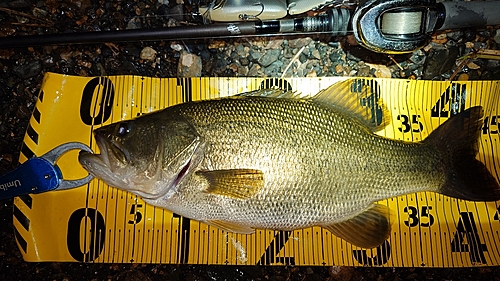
[79,79,500,248]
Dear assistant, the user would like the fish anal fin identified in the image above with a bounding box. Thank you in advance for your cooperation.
[321,204,393,248]
[206,220,255,234]
[197,169,264,199]
[314,78,390,132]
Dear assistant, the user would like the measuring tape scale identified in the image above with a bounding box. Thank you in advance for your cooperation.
[13,74,500,266]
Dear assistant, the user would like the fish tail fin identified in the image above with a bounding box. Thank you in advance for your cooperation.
[425,106,500,201]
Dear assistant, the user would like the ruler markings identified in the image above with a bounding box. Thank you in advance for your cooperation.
[408,80,424,267]
[17,76,500,265]
[479,82,500,264]
[485,203,499,264]
[414,78,426,266]
[394,197,403,267]
[451,200,462,266]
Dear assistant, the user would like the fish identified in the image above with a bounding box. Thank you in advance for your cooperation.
[78,79,500,248]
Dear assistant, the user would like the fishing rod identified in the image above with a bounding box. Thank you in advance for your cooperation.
[0,0,499,53]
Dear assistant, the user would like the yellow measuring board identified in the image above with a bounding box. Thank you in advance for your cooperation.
[13,73,500,266]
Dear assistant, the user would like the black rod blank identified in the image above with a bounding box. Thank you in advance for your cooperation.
[0,22,257,48]
[0,9,351,48]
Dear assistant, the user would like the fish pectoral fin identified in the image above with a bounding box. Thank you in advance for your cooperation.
[197,169,264,199]
[206,220,255,234]
[321,204,393,248]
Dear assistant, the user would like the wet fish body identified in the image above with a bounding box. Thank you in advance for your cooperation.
[79,80,500,248]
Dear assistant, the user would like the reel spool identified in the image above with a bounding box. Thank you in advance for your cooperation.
[352,0,443,54]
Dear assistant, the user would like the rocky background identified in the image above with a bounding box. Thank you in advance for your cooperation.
[1,0,500,280]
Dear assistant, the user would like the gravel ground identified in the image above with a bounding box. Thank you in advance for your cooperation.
[1,0,500,280]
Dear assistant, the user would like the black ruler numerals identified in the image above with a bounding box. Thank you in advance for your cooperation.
[430,82,500,136]
[450,212,488,264]
[66,208,106,262]
[397,115,423,133]
[353,241,391,266]
[482,115,500,135]
[257,229,392,266]
[80,77,115,126]
[128,204,143,224]
[430,83,467,118]
[404,206,435,227]
[493,205,500,221]
[258,231,294,265]
[353,79,384,127]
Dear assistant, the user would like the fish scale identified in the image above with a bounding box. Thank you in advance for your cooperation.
[162,97,437,222]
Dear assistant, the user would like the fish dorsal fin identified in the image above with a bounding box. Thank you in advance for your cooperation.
[313,79,390,132]
[197,169,264,199]
[206,220,255,234]
[321,204,393,248]
[237,88,301,99]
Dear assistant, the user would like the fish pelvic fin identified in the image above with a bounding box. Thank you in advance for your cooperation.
[313,78,391,132]
[321,204,393,249]
[197,169,264,199]
[206,220,255,234]
[426,106,500,201]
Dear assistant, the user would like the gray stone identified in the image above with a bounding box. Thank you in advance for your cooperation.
[409,49,426,64]
[140,47,157,61]
[248,64,263,76]
[329,52,341,62]
[288,37,312,48]
[168,5,184,21]
[13,60,42,79]
[328,42,341,48]
[126,17,142,29]
[212,54,228,74]
[120,61,139,75]
[299,53,308,64]
[249,51,262,62]
[235,44,247,57]
[311,49,321,60]
[446,31,463,41]
[178,51,202,77]
[423,45,459,79]
[124,44,141,57]
[357,65,371,77]
[199,49,211,61]
[264,61,284,77]
[239,57,249,66]
[282,47,294,59]
[259,49,281,67]
[40,55,55,68]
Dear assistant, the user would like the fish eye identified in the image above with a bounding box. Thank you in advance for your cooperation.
[117,122,130,136]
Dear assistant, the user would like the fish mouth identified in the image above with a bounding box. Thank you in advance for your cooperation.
[95,132,130,166]
[78,133,110,172]
[78,132,129,183]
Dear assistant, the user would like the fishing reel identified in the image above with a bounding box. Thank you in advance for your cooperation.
[199,0,500,54]
[352,0,444,53]
[353,0,499,53]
